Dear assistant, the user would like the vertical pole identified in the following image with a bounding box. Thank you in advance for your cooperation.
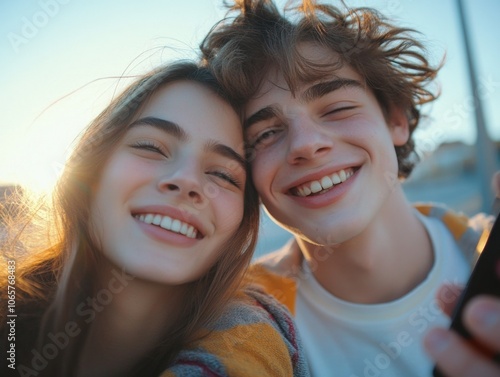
[456,0,498,213]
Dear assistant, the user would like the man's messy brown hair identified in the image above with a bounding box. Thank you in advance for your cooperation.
[201,0,442,178]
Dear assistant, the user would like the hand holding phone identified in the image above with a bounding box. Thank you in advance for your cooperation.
[432,208,500,376]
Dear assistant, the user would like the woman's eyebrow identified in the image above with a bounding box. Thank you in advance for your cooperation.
[205,140,246,171]
[128,116,188,142]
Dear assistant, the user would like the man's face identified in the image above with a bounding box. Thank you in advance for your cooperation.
[244,44,409,246]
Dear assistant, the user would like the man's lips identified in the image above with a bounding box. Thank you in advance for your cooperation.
[289,167,358,197]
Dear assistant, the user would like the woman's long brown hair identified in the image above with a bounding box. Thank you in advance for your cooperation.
[0,61,260,376]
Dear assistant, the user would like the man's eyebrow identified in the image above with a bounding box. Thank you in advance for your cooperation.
[205,141,246,171]
[128,116,188,141]
[244,106,280,131]
[301,78,363,103]
[244,79,362,130]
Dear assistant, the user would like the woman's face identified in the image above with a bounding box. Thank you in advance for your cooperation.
[90,80,246,285]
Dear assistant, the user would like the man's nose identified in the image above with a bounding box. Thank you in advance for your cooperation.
[286,118,334,165]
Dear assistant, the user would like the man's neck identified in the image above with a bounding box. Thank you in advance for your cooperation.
[297,190,434,304]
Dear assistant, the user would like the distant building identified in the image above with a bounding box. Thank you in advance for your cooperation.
[407,141,475,183]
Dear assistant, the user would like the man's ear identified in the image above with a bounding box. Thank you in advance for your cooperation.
[388,106,410,146]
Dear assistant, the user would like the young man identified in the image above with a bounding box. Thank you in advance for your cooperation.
[201,1,500,376]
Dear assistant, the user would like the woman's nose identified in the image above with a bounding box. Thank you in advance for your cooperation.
[157,162,205,205]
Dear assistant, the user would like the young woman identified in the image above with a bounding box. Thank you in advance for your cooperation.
[0,62,308,376]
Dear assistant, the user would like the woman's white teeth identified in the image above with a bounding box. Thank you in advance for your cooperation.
[137,214,198,239]
[160,216,172,229]
[296,169,353,197]
[180,223,188,236]
[171,219,181,232]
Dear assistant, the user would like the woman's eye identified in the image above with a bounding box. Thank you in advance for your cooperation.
[130,141,167,157]
[209,171,241,188]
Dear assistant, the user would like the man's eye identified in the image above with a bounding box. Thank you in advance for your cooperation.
[250,128,281,148]
[323,106,357,118]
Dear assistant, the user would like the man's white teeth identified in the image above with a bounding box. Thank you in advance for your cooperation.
[339,169,347,181]
[310,181,322,193]
[296,169,354,197]
[136,214,198,239]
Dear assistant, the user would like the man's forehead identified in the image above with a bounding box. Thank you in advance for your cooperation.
[250,64,363,101]
[297,42,342,64]
[264,47,343,83]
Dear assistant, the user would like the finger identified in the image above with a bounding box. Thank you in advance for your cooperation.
[435,283,464,317]
[464,296,500,351]
[424,328,500,377]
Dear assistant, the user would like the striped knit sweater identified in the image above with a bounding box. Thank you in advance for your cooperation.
[161,286,310,376]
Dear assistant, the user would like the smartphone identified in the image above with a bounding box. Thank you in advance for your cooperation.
[433,202,500,376]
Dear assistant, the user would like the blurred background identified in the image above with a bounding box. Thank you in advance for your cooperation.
[1,0,499,258]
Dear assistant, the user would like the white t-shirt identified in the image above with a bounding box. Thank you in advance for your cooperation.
[295,212,471,377]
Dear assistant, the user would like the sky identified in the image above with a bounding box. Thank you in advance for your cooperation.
[1,0,500,192]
